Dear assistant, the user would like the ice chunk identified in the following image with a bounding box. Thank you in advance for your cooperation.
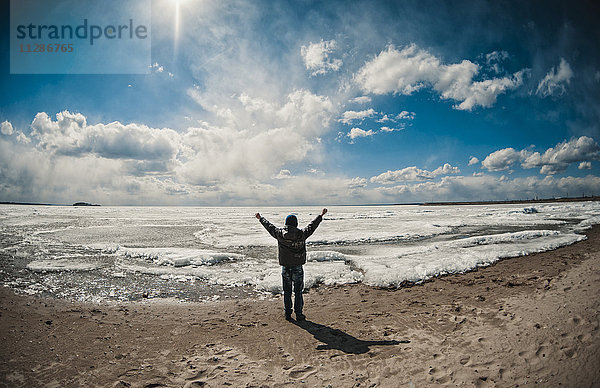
[27,259,100,272]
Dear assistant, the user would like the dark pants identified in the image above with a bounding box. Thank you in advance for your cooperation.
[282,265,304,315]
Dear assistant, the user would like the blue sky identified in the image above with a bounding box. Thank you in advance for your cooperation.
[0,0,599,205]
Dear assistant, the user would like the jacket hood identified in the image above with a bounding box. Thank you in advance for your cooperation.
[282,225,302,240]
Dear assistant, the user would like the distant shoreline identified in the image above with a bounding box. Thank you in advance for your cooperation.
[420,195,600,206]
[0,195,598,207]
[0,201,100,207]
[0,201,62,206]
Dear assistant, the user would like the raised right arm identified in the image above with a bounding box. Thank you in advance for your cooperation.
[302,208,327,239]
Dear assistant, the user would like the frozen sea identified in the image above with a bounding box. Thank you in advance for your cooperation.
[1,202,599,303]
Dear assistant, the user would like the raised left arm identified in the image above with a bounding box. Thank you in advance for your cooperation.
[257,213,279,239]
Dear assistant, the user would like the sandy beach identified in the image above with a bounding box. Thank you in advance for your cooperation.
[1,226,599,387]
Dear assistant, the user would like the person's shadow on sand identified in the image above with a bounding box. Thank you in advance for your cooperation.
[293,320,409,354]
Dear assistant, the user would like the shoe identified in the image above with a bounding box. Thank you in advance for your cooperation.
[296,313,306,321]
[285,313,293,321]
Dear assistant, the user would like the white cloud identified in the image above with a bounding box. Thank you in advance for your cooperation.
[379,126,403,133]
[345,111,412,140]
[274,169,292,179]
[482,136,600,175]
[349,177,368,188]
[16,132,31,144]
[522,136,600,174]
[0,104,338,204]
[448,71,525,111]
[356,44,440,95]
[150,62,173,78]
[468,156,479,166]
[347,127,374,140]
[182,89,335,184]
[0,92,332,201]
[377,111,415,123]
[257,175,376,205]
[349,96,372,104]
[396,111,415,120]
[0,135,162,205]
[339,108,377,124]
[579,161,592,170]
[151,62,164,73]
[373,167,411,183]
[30,111,179,162]
[190,87,334,135]
[370,163,459,184]
[276,89,335,136]
[2,114,599,206]
[432,163,460,175]
[355,44,525,110]
[300,39,342,76]
[1,120,14,136]
[373,174,600,204]
[486,51,509,63]
[376,114,392,123]
[481,147,530,172]
[485,50,509,73]
[238,93,275,113]
[536,58,574,97]
[180,125,310,185]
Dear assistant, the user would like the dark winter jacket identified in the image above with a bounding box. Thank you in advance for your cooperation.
[259,215,323,266]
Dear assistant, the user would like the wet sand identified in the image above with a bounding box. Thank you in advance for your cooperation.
[1,227,599,387]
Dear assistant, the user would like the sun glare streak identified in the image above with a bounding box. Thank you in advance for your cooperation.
[174,1,181,58]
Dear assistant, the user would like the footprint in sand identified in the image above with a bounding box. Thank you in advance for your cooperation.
[459,355,470,365]
[498,368,505,379]
[535,345,548,358]
[183,369,207,381]
[569,315,583,325]
[475,376,492,388]
[428,367,450,384]
[518,342,550,365]
[183,382,206,388]
[575,332,593,343]
[562,347,577,359]
[288,365,316,379]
